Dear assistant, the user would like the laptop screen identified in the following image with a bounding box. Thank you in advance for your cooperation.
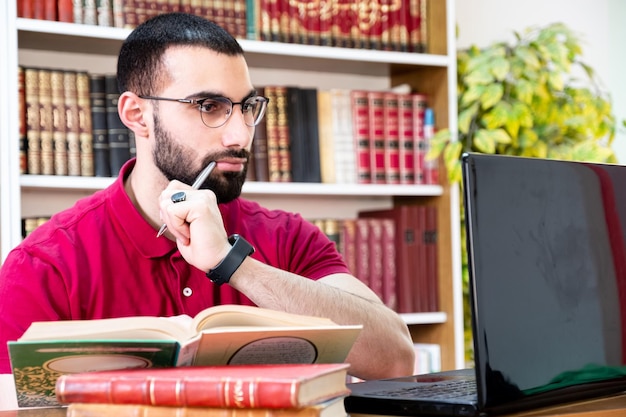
[462,153,626,409]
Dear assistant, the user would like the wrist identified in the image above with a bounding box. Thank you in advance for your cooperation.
[206,234,255,286]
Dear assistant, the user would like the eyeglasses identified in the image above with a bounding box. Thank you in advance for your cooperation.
[138,94,269,128]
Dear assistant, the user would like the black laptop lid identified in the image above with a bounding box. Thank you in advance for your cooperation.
[462,153,626,410]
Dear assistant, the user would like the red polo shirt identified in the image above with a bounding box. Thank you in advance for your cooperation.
[0,159,349,373]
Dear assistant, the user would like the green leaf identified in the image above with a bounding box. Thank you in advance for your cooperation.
[427,129,451,160]
[512,102,533,128]
[480,83,504,110]
[490,57,510,81]
[548,71,564,91]
[489,128,512,144]
[515,79,535,105]
[473,129,496,153]
[482,101,510,129]
[465,67,494,85]
[458,104,477,134]
[515,46,540,69]
[460,85,485,107]
[518,128,539,148]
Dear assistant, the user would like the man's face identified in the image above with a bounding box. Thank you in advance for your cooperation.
[148,46,256,203]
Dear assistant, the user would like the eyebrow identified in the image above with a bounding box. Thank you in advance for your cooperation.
[186,89,257,101]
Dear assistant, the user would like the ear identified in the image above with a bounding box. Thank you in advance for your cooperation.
[118,92,149,137]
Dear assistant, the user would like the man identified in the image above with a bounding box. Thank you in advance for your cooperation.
[0,12,415,379]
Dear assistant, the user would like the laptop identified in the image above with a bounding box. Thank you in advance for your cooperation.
[344,153,626,416]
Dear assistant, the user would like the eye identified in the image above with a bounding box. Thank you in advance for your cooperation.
[197,99,222,113]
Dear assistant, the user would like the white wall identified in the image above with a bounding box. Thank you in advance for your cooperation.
[455,0,626,163]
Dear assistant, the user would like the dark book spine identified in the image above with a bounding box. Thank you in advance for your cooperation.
[303,88,321,183]
[77,72,94,176]
[105,74,131,177]
[89,74,111,177]
[275,86,291,182]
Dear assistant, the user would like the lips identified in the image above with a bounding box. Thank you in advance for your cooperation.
[216,159,246,172]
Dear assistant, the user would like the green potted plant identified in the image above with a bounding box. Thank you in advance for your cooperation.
[429,22,618,183]
[426,22,621,364]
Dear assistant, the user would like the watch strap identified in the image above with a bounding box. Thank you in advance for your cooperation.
[206,234,255,286]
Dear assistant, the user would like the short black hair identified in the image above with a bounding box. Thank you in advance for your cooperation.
[117,12,244,96]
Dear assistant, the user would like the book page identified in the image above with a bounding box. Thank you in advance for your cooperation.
[18,316,193,343]
[191,305,338,332]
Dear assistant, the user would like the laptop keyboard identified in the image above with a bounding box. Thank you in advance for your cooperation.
[373,379,477,401]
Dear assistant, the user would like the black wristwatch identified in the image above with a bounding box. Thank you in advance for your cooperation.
[206,234,255,286]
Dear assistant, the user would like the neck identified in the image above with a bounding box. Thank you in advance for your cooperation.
[124,161,169,231]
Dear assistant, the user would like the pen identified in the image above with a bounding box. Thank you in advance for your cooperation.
[156,161,217,238]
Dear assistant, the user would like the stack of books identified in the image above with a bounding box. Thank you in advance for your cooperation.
[55,363,352,417]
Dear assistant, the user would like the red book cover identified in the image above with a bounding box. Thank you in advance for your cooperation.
[408,0,423,53]
[425,205,439,311]
[57,0,74,22]
[397,93,415,184]
[340,219,357,276]
[413,205,428,312]
[367,91,385,184]
[318,0,331,46]
[354,218,371,288]
[411,93,428,184]
[383,92,400,184]
[359,206,415,313]
[33,0,46,19]
[380,218,397,311]
[18,0,34,18]
[56,363,351,409]
[396,0,410,52]
[350,90,371,184]
[366,218,385,301]
[44,0,57,20]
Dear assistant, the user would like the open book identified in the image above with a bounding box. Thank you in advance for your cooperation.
[8,305,362,408]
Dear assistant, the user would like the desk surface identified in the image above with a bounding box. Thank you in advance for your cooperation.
[1,394,625,417]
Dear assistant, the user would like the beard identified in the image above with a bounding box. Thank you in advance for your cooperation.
[152,115,249,204]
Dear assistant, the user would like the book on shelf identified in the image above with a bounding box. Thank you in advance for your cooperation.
[9,305,361,407]
[66,396,347,417]
[397,93,415,184]
[76,71,95,177]
[383,92,400,184]
[18,66,27,175]
[24,67,41,175]
[251,87,269,182]
[411,94,428,184]
[63,70,82,176]
[51,69,69,176]
[89,74,111,177]
[105,74,131,177]
[317,89,335,184]
[350,90,371,184]
[38,68,55,176]
[367,91,386,184]
[55,363,351,408]
[263,85,281,182]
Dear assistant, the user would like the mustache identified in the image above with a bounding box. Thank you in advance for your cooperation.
[202,149,250,165]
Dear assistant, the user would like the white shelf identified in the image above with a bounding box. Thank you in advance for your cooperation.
[16,18,450,67]
[401,312,448,325]
[20,175,443,196]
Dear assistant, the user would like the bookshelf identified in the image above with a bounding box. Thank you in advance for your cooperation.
[0,0,462,370]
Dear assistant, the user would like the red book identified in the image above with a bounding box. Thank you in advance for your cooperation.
[56,364,351,409]
[383,92,400,184]
[397,94,415,184]
[366,218,384,301]
[413,205,428,312]
[340,219,357,276]
[425,205,439,311]
[354,218,371,288]
[350,90,371,184]
[44,0,57,20]
[359,206,415,313]
[379,218,397,311]
[57,0,74,22]
[367,91,385,184]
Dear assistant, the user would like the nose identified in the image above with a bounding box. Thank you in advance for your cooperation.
[221,104,253,148]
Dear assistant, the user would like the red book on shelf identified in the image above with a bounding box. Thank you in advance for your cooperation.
[350,90,371,184]
[56,363,351,409]
[383,92,400,184]
[58,0,74,22]
[425,205,439,311]
[354,218,371,289]
[413,205,428,312]
[397,94,415,184]
[379,217,397,311]
[367,91,385,184]
[366,218,384,301]
[359,206,415,313]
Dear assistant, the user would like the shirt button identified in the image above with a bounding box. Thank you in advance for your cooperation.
[182,287,193,297]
